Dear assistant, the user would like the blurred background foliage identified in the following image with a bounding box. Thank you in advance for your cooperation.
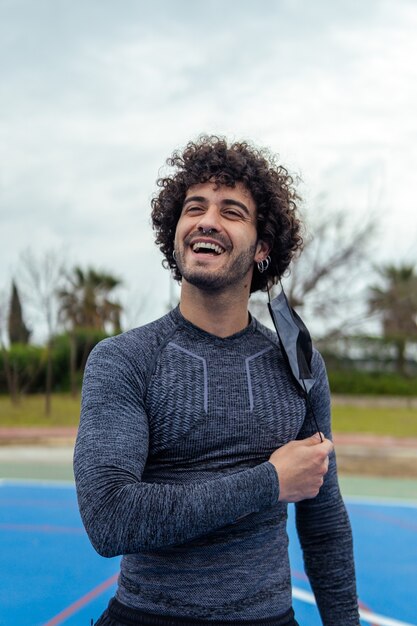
[1,205,416,419]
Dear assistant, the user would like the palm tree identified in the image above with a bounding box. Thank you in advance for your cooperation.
[58,267,122,332]
[58,267,122,395]
[368,264,417,375]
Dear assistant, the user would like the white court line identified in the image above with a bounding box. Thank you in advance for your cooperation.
[293,587,417,626]
[344,495,417,509]
[0,478,74,488]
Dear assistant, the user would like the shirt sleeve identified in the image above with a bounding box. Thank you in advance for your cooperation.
[73,338,279,557]
[295,350,360,626]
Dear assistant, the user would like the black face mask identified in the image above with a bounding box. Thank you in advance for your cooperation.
[268,288,322,439]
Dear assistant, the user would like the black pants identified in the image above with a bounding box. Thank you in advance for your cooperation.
[94,597,300,626]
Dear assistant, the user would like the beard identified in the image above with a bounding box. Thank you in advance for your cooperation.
[176,243,257,292]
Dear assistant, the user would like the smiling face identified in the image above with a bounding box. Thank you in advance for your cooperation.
[174,181,269,293]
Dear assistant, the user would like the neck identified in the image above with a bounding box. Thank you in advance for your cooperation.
[179,281,251,338]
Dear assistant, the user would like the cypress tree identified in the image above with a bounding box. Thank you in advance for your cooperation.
[8,281,31,344]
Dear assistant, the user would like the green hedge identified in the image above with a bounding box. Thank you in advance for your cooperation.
[0,329,110,394]
[328,369,417,396]
[0,344,44,393]
[1,335,416,397]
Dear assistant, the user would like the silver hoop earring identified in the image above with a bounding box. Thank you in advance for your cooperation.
[173,250,177,262]
[257,256,271,273]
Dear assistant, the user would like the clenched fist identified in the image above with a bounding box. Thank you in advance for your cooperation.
[268,433,334,502]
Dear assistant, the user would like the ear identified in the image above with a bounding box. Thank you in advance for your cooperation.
[254,240,271,263]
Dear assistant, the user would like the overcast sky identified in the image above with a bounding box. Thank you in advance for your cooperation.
[1,0,417,336]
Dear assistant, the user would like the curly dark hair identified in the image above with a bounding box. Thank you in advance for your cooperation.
[151,135,303,293]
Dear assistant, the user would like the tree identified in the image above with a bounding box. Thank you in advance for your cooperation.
[18,249,67,414]
[8,281,30,345]
[368,264,417,375]
[58,267,122,332]
[58,267,122,395]
[1,286,45,404]
[249,199,376,340]
[0,289,16,403]
[284,202,376,328]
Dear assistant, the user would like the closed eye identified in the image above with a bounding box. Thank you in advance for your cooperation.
[185,206,204,214]
[223,208,246,220]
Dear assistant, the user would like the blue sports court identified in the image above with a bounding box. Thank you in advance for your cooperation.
[0,479,416,626]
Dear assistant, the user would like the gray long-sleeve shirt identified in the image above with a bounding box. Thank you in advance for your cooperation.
[74,307,359,625]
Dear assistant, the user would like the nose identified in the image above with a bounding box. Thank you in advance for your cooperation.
[196,205,221,233]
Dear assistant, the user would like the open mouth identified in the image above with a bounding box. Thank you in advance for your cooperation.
[192,241,225,255]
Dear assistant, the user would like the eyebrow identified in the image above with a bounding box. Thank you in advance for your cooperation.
[183,196,250,215]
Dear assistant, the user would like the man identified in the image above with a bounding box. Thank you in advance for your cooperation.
[74,136,360,626]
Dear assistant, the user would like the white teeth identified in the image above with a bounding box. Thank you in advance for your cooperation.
[192,242,224,254]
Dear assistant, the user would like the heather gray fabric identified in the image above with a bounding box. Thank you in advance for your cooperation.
[74,307,359,625]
